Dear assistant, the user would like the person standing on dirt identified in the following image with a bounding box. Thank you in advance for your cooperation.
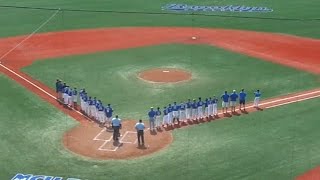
[135,119,145,146]
[111,115,121,141]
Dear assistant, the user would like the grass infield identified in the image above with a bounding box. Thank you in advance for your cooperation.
[23,44,319,119]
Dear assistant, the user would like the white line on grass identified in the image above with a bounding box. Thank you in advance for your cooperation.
[265,94,320,109]
[0,9,61,62]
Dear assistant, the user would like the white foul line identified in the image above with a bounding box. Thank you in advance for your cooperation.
[265,94,320,109]
[0,9,61,61]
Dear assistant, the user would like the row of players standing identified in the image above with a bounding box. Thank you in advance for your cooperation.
[148,89,261,130]
[55,80,114,127]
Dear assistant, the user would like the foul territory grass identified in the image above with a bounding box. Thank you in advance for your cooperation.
[22,44,319,120]
[1,73,320,179]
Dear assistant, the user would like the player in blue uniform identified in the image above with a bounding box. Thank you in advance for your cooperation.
[221,91,230,114]
[68,88,73,107]
[179,102,186,122]
[155,107,162,129]
[230,90,239,113]
[191,99,198,120]
[254,89,262,108]
[104,104,113,128]
[97,100,105,124]
[239,89,247,111]
[186,99,192,120]
[162,106,169,127]
[172,102,180,125]
[197,97,204,119]
[72,88,78,109]
[208,97,213,117]
[82,92,88,115]
[55,79,62,101]
[204,98,209,118]
[212,96,218,116]
[87,97,93,117]
[148,107,156,131]
[63,85,69,107]
[167,104,173,125]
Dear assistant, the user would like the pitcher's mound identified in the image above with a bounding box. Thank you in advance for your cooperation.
[139,68,191,83]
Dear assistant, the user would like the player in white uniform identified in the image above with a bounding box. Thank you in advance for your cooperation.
[167,104,173,125]
[254,90,262,108]
[179,102,186,122]
[208,97,213,117]
[155,107,162,129]
[72,88,78,109]
[162,106,169,127]
[185,99,192,120]
[172,102,180,125]
[212,96,218,116]
[191,99,198,120]
[197,97,204,119]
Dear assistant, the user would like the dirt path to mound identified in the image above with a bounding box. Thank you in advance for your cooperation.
[0,27,319,160]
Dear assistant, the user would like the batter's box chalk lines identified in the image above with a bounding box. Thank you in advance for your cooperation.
[96,130,138,151]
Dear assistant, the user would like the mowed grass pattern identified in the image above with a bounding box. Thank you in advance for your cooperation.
[0,73,320,179]
[23,44,319,119]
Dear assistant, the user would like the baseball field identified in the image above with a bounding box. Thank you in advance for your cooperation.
[0,0,320,180]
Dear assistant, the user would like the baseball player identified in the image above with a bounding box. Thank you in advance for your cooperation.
[162,106,169,127]
[186,99,192,120]
[97,101,105,124]
[191,99,198,120]
[63,85,69,107]
[221,91,230,114]
[239,89,247,111]
[79,89,84,112]
[155,107,162,129]
[104,104,113,127]
[204,98,209,118]
[95,99,101,120]
[148,107,156,131]
[208,97,213,117]
[179,101,186,122]
[82,92,88,115]
[72,88,78,109]
[197,97,204,119]
[68,88,73,107]
[91,97,97,120]
[212,96,218,116]
[55,79,62,101]
[254,89,262,108]
[230,90,239,113]
[87,96,92,117]
[167,104,173,125]
[172,102,180,125]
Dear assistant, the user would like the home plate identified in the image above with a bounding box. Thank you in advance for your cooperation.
[163,70,170,73]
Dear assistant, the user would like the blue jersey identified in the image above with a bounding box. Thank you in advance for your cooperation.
[88,99,93,105]
[82,95,88,102]
[95,102,100,108]
[63,87,69,94]
[92,99,97,105]
[98,104,104,111]
[230,93,239,101]
[212,98,218,104]
[73,90,77,96]
[68,89,73,96]
[156,110,161,116]
[186,102,191,108]
[180,103,186,110]
[148,110,156,118]
[254,91,261,97]
[208,99,213,105]
[105,106,113,117]
[204,100,209,107]
[167,106,173,113]
[163,109,168,115]
[239,92,247,100]
[172,105,180,111]
[221,94,230,102]
[197,101,203,107]
[192,102,198,109]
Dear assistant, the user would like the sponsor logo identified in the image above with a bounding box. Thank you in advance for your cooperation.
[162,4,273,13]
[11,173,81,180]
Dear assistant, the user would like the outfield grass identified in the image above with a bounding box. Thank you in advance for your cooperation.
[0,0,320,38]
[1,73,320,180]
[22,44,319,119]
